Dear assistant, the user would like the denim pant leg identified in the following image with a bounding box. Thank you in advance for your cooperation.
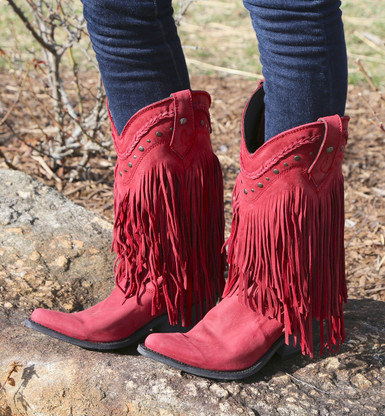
[243,0,348,141]
[82,0,190,134]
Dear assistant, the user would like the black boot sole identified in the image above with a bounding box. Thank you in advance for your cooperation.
[137,336,300,381]
[24,315,190,351]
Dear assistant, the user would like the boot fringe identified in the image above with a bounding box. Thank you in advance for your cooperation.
[224,173,347,357]
[113,152,225,327]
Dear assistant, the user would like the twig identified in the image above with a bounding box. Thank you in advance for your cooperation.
[31,155,62,182]
[369,119,385,134]
[0,61,31,127]
[285,373,330,395]
[354,31,385,55]
[186,58,263,79]
[348,53,385,64]
[6,0,57,55]
[356,59,382,95]
[364,286,385,294]
[175,0,196,25]
[4,120,62,162]
[0,148,18,170]
[0,361,23,394]
[356,59,385,135]
[63,183,89,197]
[67,46,84,117]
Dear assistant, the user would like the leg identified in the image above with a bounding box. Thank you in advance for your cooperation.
[140,0,349,379]
[244,0,347,142]
[82,0,190,133]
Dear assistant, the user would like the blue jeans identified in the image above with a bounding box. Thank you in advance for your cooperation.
[82,0,347,141]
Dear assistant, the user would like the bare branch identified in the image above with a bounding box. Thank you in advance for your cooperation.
[356,59,384,101]
[174,0,196,26]
[0,57,31,127]
[6,0,57,56]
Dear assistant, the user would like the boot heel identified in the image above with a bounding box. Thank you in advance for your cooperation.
[276,336,301,359]
[152,303,202,334]
[153,318,193,334]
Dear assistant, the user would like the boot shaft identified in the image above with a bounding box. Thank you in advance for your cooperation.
[226,82,349,356]
[110,90,226,326]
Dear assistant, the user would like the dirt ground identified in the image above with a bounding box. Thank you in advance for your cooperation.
[0,72,384,303]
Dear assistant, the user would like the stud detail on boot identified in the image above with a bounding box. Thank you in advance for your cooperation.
[111,90,226,326]
[225,82,349,357]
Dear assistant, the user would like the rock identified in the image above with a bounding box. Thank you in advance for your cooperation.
[0,169,115,313]
[350,374,373,390]
[323,356,341,371]
[0,169,385,416]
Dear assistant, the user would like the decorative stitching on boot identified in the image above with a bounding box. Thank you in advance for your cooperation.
[116,111,174,159]
[241,134,322,179]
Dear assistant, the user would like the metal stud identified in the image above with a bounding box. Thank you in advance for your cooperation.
[258,183,263,188]
[139,146,144,152]
[124,169,127,172]
[294,155,301,161]
[251,189,255,192]
[266,177,270,181]
[200,120,205,126]
[128,162,132,168]
[170,127,173,131]
[284,162,288,167]
[180,117,187,125]
[244,189,248,194]
[155,131,162,137]
[147,139,151,143]
[309,151,313,156]
[326,146,334,153]
[119,171,122,176]
[273,169,279,174]
[133,155,137,159]
[340,145,344,151]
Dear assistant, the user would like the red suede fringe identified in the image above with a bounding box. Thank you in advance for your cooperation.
[224,173,347,357]
[112,152,225,327]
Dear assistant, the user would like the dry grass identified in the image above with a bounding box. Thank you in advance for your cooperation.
[174,0,385,88]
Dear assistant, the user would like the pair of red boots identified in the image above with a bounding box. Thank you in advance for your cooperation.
[26,82,349,380]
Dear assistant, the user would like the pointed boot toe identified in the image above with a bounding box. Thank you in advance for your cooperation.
[26,308,88,345]
[28,308,64,331]
[25,285,171,350]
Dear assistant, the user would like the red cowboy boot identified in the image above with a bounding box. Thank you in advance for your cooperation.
[139,81,349,379]
[25,90,226,350]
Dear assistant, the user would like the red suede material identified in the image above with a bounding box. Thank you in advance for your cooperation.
[31,285,166,342]
[143,86,349,373]
[170,89,196,158]
[111,89,225,326]
[145,294,284,371]
[225,83,349,357]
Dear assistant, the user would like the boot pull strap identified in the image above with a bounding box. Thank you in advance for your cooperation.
[170,89,195,159]
[308,114,344,187]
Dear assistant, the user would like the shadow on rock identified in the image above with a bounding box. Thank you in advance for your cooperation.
[12,364,39,413]
[241,298,385,385]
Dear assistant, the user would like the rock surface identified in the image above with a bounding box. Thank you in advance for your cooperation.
[0,169,384,416]
[0,169,115,314]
